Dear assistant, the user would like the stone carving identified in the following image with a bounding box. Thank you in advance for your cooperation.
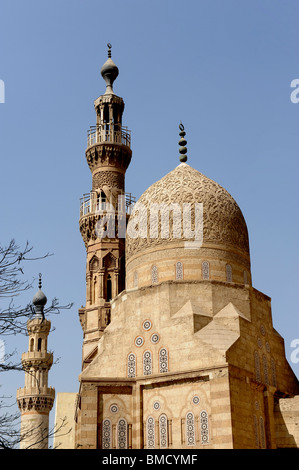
[92,171,124,192]
[102,418,112,449]
[126,163,249,259]
[85,144,132,173]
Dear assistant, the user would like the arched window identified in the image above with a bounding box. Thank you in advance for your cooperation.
[259,416,266,449]
[117,418,128,449]
[200,410,209,445]
[253,415,259,448]
[175,261,183,280]
[202,261,210,280]
[152,265,158,284]
[243,270,248,285]
[143,350,152,376]
[226,264,232,282]
[37,338,42,352]
[146,416,155,449]
[30,338,34,352]
[159,348,168,373]
[106,274,112,301]
[102,418,112,449]
[127,353,136,378]
[263,355,269,385]
[254,351,261,382]
[186,412,195,446]
[159,414,168,449]
[271,358,277,388]
[98,191,107,211]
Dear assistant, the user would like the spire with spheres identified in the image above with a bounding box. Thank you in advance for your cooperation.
[32,273,47,319]
[178,123,187,162]
[100,43,119,95]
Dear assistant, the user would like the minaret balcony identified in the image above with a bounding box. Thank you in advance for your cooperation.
[87,124,131,150]
[16,386,55,399]
[79,191,136,219]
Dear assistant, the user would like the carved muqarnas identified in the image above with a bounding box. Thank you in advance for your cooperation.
[92,171,124,192]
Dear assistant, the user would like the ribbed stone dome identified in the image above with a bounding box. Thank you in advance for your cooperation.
[126,163,249,261]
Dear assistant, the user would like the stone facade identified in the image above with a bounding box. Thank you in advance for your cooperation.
[55,48,299,449]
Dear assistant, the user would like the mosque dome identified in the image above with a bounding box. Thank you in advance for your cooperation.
[126,162,251,289]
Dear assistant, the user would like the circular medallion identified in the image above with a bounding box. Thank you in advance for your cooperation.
[110,404,118,414]
[143,320,152,331]
[192,395,200,406]
[153,401,161,411]
[151,333,160,344]
[135,336,144,347]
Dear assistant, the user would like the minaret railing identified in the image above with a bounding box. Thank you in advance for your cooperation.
[87,124,131,149]
[79,191,136,218]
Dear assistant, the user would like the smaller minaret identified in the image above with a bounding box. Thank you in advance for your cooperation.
[16,274,55,449]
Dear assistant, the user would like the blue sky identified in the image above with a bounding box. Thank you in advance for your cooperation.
[0,0,298,440]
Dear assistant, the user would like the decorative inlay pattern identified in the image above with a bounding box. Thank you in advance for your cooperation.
[175,261,183,280]
[159,348,168,373]
[135,336,144,347]
[202,261,209,280]
[92,170,124,192]
[260,324,266,336]
[257,338,262,349]
[200,410,209,444]
[186,412,195,446]
[127,353,136,378]
[147,416,155,449]
[102,419,112,449]
[126,163,249,259]
[254,351,261,382]
[266,342,270,353]
[143,350,152,375]
[226,264,232,282]
[110,404,118,414]
[117,418,127,449]
[153,401,161,411]
[159,414,168,448]
[263,355,269,385]
[192,395,200,406]
[134,271,138,288]
[143,320,152,331]
[151,333,160,344]
[152,265,158,284]
[271,358,277,388]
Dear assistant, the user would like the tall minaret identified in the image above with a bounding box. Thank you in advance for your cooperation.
[16,275,55,449]
[79,44,134,367]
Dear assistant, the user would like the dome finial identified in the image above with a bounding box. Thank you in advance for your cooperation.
[38,272,42,290]
[32,273,47,319]
[101,43,119,94]
[178,122,187,163]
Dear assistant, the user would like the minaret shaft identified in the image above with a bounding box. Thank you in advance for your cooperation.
[79,46,134,368]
